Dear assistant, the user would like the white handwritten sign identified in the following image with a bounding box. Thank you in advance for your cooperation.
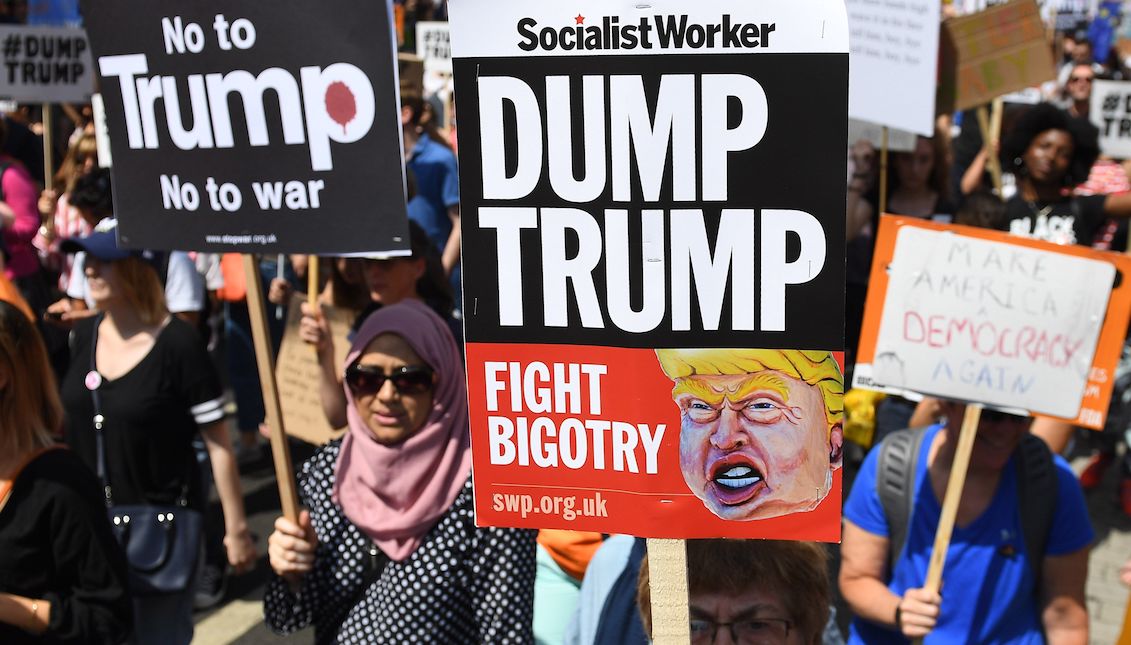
[846,0,940,136]
[871,226,1114,418]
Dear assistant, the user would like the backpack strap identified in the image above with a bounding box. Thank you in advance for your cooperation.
[1016,433,1056,584]
[876,426,930,578]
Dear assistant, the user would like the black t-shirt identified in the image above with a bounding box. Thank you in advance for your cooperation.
[0,449,131,644]
[62,317,223,509]
[1002,194,1107,246]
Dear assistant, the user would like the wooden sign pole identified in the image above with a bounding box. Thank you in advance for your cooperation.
[878,126,890,216]
[41,104,53,189]
[242,254,300,523]
[912,403,981,644]
[308,255,320,309]
[1118,590,1131,644]
[976,100,1004,196]
[646,538,691,644]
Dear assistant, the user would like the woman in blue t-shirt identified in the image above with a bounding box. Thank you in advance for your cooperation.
[839,402,1092,644]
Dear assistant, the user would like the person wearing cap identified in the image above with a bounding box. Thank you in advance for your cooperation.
[45,169,205,328]
[57,227,256,645]
[655,348,844,522]
[838,403,1092,644]
[299,220,458,430]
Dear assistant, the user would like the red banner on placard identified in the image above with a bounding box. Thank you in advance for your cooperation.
[466,343,843,541]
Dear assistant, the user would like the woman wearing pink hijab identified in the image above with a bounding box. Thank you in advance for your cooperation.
[264,300,536,643]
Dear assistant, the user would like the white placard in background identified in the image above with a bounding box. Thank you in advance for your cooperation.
[846,0,940,136]
[416,21,451,73]
[872,226,1114,418]
[0,25,93,103]
[848,119,918,152]
[1091,79,1131,160]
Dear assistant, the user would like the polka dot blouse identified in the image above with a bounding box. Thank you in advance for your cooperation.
[264,441,537,643]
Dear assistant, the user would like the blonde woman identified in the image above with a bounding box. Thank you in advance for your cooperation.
[0,300,133,644]
[59,224,256,645]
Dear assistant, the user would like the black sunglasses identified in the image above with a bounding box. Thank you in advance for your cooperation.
[345,363,435,396]
[980,408,1027,424]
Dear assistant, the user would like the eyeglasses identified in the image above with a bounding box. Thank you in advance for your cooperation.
[689,617,792,645]
[344,364,434,397]
[1068,76,1094,83]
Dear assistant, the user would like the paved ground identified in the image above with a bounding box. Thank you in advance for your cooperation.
[189,434,1131,644]
[1070,439,1131,645]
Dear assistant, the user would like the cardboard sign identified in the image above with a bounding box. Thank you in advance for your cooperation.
[274,294,355,446]
[937,0,1057,114]
[0,26,93,103]
[845,0,940,136]
[451,0,848,541]
[81,1,411,255]
[854,216,1131,429]
[1092,79,1131,159]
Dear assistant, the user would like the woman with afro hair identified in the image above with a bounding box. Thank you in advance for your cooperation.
[999,102,1131,246]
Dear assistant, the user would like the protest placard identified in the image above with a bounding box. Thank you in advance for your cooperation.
[854,216,1131,429]
[450,0,848,541]
[848,119,918,152]
[845,0,940,136]
[416,21,451,74]
[275,294,354,445]
[0,26,92,103]
[1092,79,1131,159]
[81,1,411,255]
[937,0,1057,114]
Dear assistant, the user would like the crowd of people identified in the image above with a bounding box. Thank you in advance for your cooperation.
[4,1,1131,644]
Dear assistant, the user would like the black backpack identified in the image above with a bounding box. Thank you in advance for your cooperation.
[875,426,1057,582]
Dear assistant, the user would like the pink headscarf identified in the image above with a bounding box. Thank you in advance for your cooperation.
[331,300,471,562]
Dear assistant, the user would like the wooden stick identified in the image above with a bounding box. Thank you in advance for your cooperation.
[1117,589,1131,644]
[41,104,53,189]
[646,538,690,644]
[878,126,890,216]
[307,255,320,309]
[242,254,299,523]
[923,404,982,594]
[977,105,1003,196]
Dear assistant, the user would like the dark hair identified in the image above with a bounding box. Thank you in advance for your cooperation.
[402,92,452,151]
[889,134,950,199]
[70,168,114,216]
[408,219,454,318]
[956,190,1008,231]
[1000,103,1099,188]
[637,540,831,643]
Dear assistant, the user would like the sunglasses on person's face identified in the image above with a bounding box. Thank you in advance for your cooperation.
[344,364,435,397]
[979,408,1027,425]
[1069,76,1094,83]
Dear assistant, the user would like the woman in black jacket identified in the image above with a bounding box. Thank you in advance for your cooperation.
[0,300,132,644]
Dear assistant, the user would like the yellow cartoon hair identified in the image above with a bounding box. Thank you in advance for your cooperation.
[655,349,843,426]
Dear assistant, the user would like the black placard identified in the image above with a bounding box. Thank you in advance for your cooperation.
[455,53,847,349]
[81,0,410,254]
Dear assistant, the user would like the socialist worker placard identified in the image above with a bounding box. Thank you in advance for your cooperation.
[450,0,848,541]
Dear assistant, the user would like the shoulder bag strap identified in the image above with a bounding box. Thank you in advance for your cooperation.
[877,426,929,578]
[88,314,113,507]
[1016,433,1056,584]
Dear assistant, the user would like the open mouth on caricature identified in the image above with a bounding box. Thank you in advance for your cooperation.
[707,454,767,506]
